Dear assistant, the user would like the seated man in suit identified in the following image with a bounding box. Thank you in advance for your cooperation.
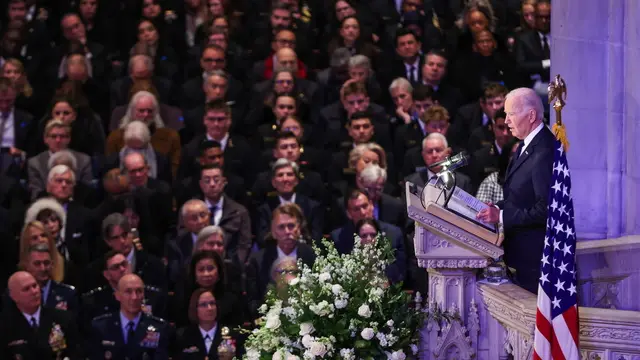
[256,158,324,246]
[246,203,316,319]
[477,88,555,294]
[82,251,167,327]
[330,189,406,284]
[86,213,167,292]
[387,28,423,87]
[1,271,81,359]
[393,84,435,170]
[420,49,464,116]
[109,54,172,111]
[28,119,93,199]
[54,13,107,82]
[405,133,474,194]
[0,77,35,177]
[88,274,170,360]
[514,0,551,97]
[250,25,309,83]
[198,164,252,263]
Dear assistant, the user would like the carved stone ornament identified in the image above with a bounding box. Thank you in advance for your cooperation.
[432,321,476,360]
[579,326,640,342]
[419,259,489,269]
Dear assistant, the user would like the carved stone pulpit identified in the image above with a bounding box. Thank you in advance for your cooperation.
[405,182,504,360]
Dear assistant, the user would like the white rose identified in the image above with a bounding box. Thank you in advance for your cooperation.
[371,288,384,297]
[273,350,285,360]
[410,344,419,355]
[302,334,314,348]
[390,350,406,360]
[265,315,282,329]
[318,272,331,282]
[386,320,394,327]
[358,304,372,318]
[331,284,343,295]
[246,348,261,360]
[289,277,300,286]
[334,298,348,309]
[258,304,268,313]
[376,332,388,347]
[310,342,328,357]
[299,322,315,336]
[361,328,375,340]
[339,348,355,360]
[286,355,300,360]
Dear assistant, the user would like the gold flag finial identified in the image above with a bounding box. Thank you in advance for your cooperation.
[548,75,569,152]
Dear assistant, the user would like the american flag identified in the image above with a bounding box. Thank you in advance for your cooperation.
[533,142,580,360]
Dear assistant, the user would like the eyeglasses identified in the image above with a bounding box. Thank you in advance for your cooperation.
[275,79,293,85]
[107,259,129,271]
[424,148,445,154]
[197,300,217,308]
[201,176,224,185]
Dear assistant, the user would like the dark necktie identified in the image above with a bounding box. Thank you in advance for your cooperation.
[204,334,212,353]
[408,65,416,83]
[514,141,525,160]
[30,316,38,330]
[209,206,217,225]
[126,321,135,345]
[542,35,550,59]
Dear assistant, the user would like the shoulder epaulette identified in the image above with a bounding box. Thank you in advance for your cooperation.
[145,285,161,293]
[91,312,113,322]
[145,314,166,323]
[58,283,76,291]
[82,287,104,297]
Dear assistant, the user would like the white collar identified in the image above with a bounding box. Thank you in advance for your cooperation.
[205,195,224,210]
[494,140,503,155]
[207,132,230,151]
[125,248,136,269]
[22,306,41,325]
[521,122,545,154]
[278,193,296,205]
[277,245,297,259]
[199,324,217,339]
[404,57,420,70]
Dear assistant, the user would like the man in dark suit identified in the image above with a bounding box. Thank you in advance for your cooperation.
[1,271,82,359]
[20,243,78,312]
[385,28,424,88]
[82,251,167,326]
[420,49,464,117]
[404,133,474,194]
[392,84,435,168]
[330,189,406,284]
[246,203,316,319]
[109,55,173,111]
[0,77,35,176]
[88,274,170,360]
[180,100,254,182]
[256,158,324,245]
[198,165,252,263]
[514,1,551,88]
[477,88,555,294]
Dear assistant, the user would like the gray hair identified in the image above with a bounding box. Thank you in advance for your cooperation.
[47,164,76,184]
[505,87,545,122]
[123,120,151,144]
[389,77,413,94]
[24,197,66,227]
[128,54,155,76]
[330,47,352,68]
[348,55,371,71]
[48,150,77,172]
[422,132,449,149]
[359,164,387,184]
[102,213,131,241]
[271,158,300,178]
[27,243,51,255]
[348,143,387,170]
[195,225,225,249]
[205,70,228,84]
[119,91,164,129]
[181,199,208,219]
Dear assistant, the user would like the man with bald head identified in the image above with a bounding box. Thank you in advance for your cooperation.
[251,35,309,82]
[1,271,81,358]
[110,54,172,111]
[89,274,169,360]
[477,87,555,294]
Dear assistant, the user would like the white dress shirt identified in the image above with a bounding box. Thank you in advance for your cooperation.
[278,193,296,205]
[22,306,41,327]
[206,196,224,226]
[404,58,420,82]
[0,109,15,147]
[277,245,297,260]
[200,324,218,353]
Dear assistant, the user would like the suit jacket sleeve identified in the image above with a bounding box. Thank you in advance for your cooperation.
[256,204,271,248]
[309,201,325,243]
[78,157,94,185]
[237,206,252,263]
[168,132,182,180]
[514,35,544,76]
[245,254,262,319]
[386,232,407,284]
[501,150,554,230]
[27,158,44,199]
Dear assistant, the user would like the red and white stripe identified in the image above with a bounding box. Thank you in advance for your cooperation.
[533,285,580,360]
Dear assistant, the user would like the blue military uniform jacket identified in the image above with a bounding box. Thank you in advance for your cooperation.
[89,312,169,360]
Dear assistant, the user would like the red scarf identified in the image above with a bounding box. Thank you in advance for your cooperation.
[263,55,308,80]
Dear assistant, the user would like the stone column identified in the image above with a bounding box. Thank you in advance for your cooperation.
[551,0,640,239]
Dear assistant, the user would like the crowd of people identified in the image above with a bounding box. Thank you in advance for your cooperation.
[0,0,553,357]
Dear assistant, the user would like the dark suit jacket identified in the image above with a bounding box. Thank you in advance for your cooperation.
[256,193,324,246]
[179,75,244,111]
[43,280,79,313]
[215,195,253,263]
[514,30,550,84]
[27,150,93,199]
[317,102,392,151]
[109,76,173,111]
[405,169,475,195]
[0,305,82,360]
[175,173,248,210]
[449,102,488,151]
[497,126,555,273]
[86,249,167,293]
[173,324,231,360]
[103,151,173,186]
[165,232,196,287]
[250,170,327,206]
[330,221,406,284]
[88,312,169,360]
[180,133,254,183]
[65,201,95,267]
[393,120,427,170]
[11,108,36,156]
[335,193,408,232]
[109,104,184,132]
[246,242,315,318]
[180,102,247,144]
[428,82,465,119]
[51,40,108,82]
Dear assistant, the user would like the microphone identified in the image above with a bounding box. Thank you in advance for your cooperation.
[428,152,470,172]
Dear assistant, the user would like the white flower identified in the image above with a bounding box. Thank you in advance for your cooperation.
[376,332,388,347]
[303,350,315,360]
[309,301,333,316]
[265,314,282,329]
[389,350,406,360]
[258,304,268,314]
[334,298,348,309]
[286,355,300,360]
[339,348,355,360]
[289,277,300,286]
[358,304,372,318]
[331,284,343,295]
[309,342,328,357]
[371,288,384,298]
[273,349,286,360]
[246,348,261,360]
[302,334,314,348]
[299,323,315,336]
[318,272,331,282]
[361,328,375,340]
[410,344,419,355]
[386,320,394,327]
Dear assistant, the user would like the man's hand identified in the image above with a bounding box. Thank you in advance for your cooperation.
[395,107,411,124]
[477,206,500,224]
[9,147,24,157]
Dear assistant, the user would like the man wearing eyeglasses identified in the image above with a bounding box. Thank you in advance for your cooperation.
[88,273,169,360]
[82,251,166,331]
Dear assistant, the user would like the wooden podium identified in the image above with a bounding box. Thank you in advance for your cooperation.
[405,181,504,360]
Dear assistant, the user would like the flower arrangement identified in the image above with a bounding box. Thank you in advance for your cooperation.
[243,236,445,360]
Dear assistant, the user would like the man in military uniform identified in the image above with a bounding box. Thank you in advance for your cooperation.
[88,274,170,360]
[0,271,82,359]
[82,251,167,331]
[86,213,167,291]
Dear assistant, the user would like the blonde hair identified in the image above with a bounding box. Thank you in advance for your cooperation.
[348,143,387,170]
[20,221,65,282]
[420,105,450,124]
[3,58,33,97]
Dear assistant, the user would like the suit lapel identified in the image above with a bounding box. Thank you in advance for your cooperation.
[505,129,545,182]
[219,196,237,225]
